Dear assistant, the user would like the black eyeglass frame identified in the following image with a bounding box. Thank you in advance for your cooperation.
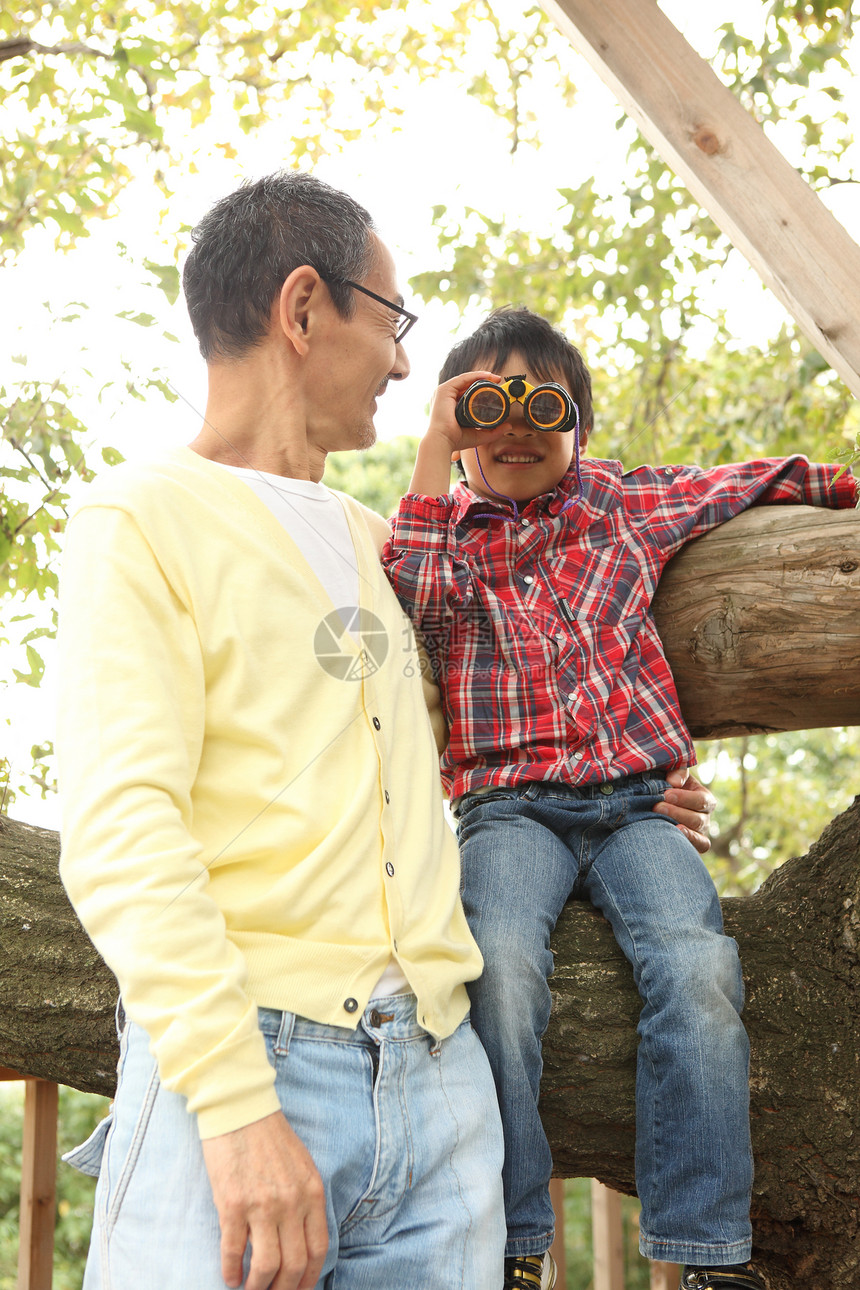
[312,267,418,344]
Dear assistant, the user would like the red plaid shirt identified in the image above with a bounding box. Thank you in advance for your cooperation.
[383,456,856,801]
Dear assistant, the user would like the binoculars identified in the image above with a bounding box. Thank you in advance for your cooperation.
[455,374,577,434]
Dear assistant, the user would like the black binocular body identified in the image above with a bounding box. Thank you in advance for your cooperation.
[455,374,577,434]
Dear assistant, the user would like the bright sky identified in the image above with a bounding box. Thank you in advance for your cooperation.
[4,0,859,826]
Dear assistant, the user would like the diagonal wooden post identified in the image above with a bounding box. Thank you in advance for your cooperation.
[541,0,860,399]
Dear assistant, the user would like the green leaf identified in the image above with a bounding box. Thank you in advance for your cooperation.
[12,644,46,688]
[143,259,181,305]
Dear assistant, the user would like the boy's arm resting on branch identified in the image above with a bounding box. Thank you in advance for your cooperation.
[674,456,857,546]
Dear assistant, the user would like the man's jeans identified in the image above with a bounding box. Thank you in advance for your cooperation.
[456,775,753,1266]
[65,993,505,1288]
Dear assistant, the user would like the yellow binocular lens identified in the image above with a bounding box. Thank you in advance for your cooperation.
[455,374,576,433]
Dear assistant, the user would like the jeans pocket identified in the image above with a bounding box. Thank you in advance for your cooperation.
[455,790,518,824]
[62,1109,114,1178]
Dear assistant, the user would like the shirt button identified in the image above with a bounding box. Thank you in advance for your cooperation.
[573,750,584,760]
[523,575,534,585]
[521,518,531,526]
[567,693,576,703]
[344,998,358,1013]
[372,717,381,730]
[386,862,395,877]
[600,783,614,795]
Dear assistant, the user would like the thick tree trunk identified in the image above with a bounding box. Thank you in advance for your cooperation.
[653,505,860,738]
[0,816,117,1094]
[2,504,859,1286]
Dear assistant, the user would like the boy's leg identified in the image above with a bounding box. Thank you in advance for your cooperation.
[457,792,576,1260]
[580,783,752,1268]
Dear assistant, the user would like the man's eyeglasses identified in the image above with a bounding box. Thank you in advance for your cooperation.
[313,267,418,344]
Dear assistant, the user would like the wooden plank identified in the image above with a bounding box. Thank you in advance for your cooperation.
[591,1179,625,1290]
[548,1178,567,1284]
[651,1262,680,1289]
[541,0,860,399]
[0,1067,25,1081]
[17,1079,58,1290]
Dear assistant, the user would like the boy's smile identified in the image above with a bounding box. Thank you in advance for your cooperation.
[453,351,588,505]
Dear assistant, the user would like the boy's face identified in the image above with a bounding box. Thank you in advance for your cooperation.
[451,353,585,508]
[452,350,588,505]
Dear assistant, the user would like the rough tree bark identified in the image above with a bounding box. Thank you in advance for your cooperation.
[1,504,859,1287]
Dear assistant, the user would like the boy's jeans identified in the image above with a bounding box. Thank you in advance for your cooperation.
[456,774,753,1266]
[65,993,505,1288]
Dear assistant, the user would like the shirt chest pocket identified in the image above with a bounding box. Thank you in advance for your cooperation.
[551,542,651,627]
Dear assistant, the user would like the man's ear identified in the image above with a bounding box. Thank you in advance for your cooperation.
[579,423,590,452]
[277,266,323,357]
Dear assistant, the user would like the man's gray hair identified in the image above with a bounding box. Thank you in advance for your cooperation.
[183,171,377,361]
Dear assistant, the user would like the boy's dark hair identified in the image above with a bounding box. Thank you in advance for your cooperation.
[183,171,377,362]
[440,306,594,434]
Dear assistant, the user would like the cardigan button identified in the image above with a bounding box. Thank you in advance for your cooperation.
[386,862,395,877]
[372,717,381,730]
[343,997,358,1013]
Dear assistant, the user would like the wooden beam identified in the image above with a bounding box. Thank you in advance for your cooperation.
[17,1079,58,1290]
[591,1179,625,1290]
[541,0,860,398]
[548,1178,567,1283]
[651,1263,680,1290]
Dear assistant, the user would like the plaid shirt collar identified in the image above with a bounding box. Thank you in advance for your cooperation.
[451,457,624,525]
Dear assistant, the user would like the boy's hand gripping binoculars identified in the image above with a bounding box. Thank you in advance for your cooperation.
[455,374,578,434]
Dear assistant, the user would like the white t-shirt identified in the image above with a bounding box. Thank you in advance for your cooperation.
[218,462,410,1001]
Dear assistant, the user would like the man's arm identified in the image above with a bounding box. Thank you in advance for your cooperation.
[58,502,328,1288]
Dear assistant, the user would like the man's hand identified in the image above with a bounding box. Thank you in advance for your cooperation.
[201,1111,328,1290]
[653,768,716,855]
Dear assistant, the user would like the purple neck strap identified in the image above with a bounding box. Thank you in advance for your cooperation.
[470,402,583,523]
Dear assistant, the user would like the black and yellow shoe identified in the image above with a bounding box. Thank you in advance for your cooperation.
[680,1264,766,1290]
[503,1252,557,1289]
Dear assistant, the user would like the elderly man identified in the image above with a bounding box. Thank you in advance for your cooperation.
[57,171,713,1290]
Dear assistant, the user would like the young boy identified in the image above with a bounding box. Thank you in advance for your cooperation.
[381,307,857,1290]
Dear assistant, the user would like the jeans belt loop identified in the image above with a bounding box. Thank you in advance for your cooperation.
[274,1009,297,1057]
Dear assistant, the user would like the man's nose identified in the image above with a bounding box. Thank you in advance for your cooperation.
[389,342,410,381]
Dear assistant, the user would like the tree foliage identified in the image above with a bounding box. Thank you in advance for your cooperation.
[2,0,859,862]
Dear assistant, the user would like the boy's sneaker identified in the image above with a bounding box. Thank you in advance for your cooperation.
[503,1252,557,1289]
[680,1264,766,1289]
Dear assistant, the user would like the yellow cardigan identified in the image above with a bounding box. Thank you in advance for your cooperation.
[57,447,480,1138]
